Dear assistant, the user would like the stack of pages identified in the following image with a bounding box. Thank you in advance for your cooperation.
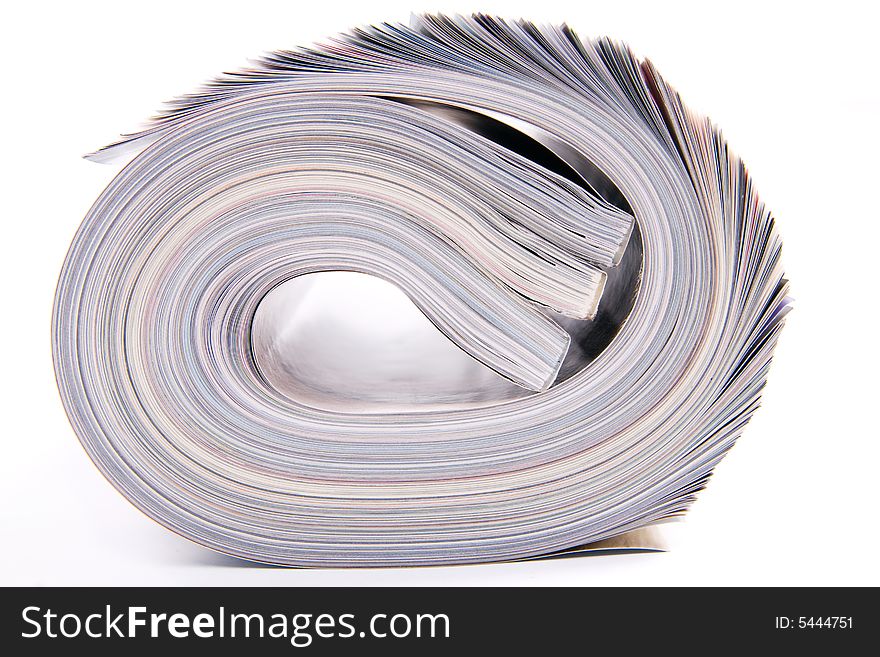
[53,15,790,566]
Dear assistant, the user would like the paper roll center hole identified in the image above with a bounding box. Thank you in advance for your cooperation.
[250,272,539,412]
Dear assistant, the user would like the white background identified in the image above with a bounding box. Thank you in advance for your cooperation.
[2,0,878,586]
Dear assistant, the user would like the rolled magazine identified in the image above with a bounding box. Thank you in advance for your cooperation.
[53,14,790,566]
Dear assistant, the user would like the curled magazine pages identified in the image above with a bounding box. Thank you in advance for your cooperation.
[53,14,790,566]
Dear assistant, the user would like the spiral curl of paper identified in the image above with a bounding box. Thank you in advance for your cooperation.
[53,15,790,566]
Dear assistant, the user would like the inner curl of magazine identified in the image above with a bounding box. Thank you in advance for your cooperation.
[251,104,643,412]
